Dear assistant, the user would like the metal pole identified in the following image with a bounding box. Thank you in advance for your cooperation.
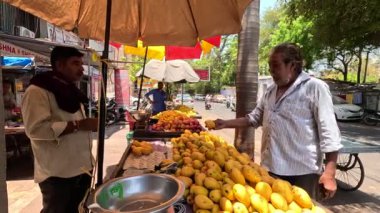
[137,47,149,110]
[96,0,112,187]
[88,51,93,118]
[181,84,184,105]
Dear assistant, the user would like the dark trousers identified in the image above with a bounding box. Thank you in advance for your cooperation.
[270,173,322,200]
[39,173,91,213]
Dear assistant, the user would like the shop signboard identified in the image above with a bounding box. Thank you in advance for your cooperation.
[0,40,48,63]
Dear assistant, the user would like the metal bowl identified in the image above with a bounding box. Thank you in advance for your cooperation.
[90,174,185,213]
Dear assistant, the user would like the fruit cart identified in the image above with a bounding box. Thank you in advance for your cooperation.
[335,136,380,191]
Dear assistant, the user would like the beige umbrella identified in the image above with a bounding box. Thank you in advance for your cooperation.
[4,0,251,46]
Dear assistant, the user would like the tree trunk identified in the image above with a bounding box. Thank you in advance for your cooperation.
[235,0,260,158]
[343,64,348,82]
[0,58,9,212]
[363,51,370,83]
[356,48,363,84]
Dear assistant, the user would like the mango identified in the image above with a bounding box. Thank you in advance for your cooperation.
[183,157,193,165]
[216,147,229,158]
[250,193,269,213]
[261,175,276,186]
[255,181,272,201]
[245,185,256,196]
[268,203,276,213]
[205,150,215,160]
[204,177,221,190]
[131,146,142,156]
[196,210,211,213]
[289,201,302,213]
[272,179,293,203]
[192,152,206,162]
[181,166,195,177]
[242,165,261,184]
[270,193,288,211]
[224,177,235,185]
[141,146,153,155]
[220,197,233,212]
[236,154,250,165]
[175,168,181,177]
[204,161,222,172]
[213,151,226,167]
[301,209,313,213]
[233,202,249,213]
[206,168,223,181]
[258,167,270,176]
[195,172,207,186]
[221,184,235,201]
[205,120,216,130]
[233,184,251,207]
[211,204,220,213]
[177,176,193,188]
[312,206,326,213]
[190,185,209,196]
[209,189,222,203]
[173,154,181,162]
[194,194,214,210]
[292,186,313,209]
[230,168,246,185]
[193,160,204,170]
[187,195,194,204]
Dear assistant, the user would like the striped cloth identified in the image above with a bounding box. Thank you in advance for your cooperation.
[247,72,342,176]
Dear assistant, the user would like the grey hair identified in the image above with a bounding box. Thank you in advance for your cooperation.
[270,43,303,74]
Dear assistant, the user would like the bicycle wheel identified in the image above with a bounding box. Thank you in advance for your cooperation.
[336,153,365,191]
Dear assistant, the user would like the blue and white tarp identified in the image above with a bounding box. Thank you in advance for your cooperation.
[1,56,34,67]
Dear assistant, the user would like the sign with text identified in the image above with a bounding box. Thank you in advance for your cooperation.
[0,41,49,63]
[194,69,210,81]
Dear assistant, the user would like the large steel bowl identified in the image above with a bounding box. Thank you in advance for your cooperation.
[90,174,185,213]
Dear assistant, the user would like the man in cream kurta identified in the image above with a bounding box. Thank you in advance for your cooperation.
[22,46,98,213]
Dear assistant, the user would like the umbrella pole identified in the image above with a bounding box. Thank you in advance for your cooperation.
[181,84,184,105]
[96,0,112,187]
[137,47,149,110]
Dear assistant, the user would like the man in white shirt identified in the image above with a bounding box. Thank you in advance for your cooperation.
[215,43,342,200]
[22,46,98,213]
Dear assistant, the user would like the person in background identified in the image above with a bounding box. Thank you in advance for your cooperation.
[214,43,342,200]
[145,82,167,115]
[3,80,16,121]
[22,46,98,213]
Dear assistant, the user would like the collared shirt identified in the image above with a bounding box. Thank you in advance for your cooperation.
[247,72,342,176]
[145,89,167,114]
[22,85,93,183]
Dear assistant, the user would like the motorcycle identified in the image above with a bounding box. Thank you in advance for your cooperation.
[84,98,122,126]
[362,109,380,126]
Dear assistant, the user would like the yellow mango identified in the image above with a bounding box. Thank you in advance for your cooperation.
[233,184,251,207]
[312,206,326,213]
[292,186,313,209]
[177,176,193,188]
[242,165,261,184]
[236,154,250,165]
[209,189,222,203]
[230,168,246,185]
[181,166,195,177]
[272,179,293,203]
[255,181,272,201]
[270,193,288,211]
[301,209,313,213]
[216,147,229,159]
[258,167,270,176]
[204,161,222,172]
[211,204,220,213]
[204,177,221,190]
[205,120,216,130]
[195,172,207,186]
[222,184,235,201]
[289,201,302,213]
[196,210,211,213]
[205,150,215,160]
[190,185,209,196]
[187,195,194,204]
[175,168,182,177]
[233,202,249,213]
[220,197,233,212]
[250,193,269,213]
[261,175,276,186]
[245,185,256,196]
[194,194,214,210]
[206,168,223,181]
[193,160,204,170]
[192,152,206,162]
[213,151,226,167]
[268,203,276,213]
[173,154,181,162]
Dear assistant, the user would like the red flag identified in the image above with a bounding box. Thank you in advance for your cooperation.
[165,43,202,60]
[204,36,221,47]
[110,42,122,49]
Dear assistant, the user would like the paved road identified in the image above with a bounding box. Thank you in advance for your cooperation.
[194,101,380,213]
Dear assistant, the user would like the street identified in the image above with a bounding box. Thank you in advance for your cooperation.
[194,101,380,213]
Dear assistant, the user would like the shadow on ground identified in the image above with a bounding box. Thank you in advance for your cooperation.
[6,152,34,181]
[338,121,380,144]
[322,187,380,213]
[105,124,127,139]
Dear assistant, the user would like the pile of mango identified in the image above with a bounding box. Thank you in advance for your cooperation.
[131,140,153,157]
[170,131,326,213]
[175,105,197,117]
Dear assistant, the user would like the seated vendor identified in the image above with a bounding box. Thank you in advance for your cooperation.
[3,80,16,121]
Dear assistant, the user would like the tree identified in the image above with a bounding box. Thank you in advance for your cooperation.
[235,0,260,157]
[324,47,354,82]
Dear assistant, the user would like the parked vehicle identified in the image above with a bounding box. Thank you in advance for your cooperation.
[84,98,127,125]
[231,99,236,112]
[130,96,142,106]
[333,96,364,121]
[174,94,194,108]
[362,109,380,126]
[194,94,206,101]
[212,94,226,103]
[226,96,235,108]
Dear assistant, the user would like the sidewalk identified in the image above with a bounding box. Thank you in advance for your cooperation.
[7,125,129,213]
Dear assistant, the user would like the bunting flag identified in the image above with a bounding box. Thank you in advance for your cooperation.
[124,40,165,60]
[165,43,202,60]
[204,36,221,47]
[200,40,215,55]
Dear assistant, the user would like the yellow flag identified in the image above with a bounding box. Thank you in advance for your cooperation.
[124,40,165,60]
[201,40,215,55]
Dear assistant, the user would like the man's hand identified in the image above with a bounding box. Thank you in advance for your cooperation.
[79,118,98,132]
[319,172,337,199]
[214,119,227,130]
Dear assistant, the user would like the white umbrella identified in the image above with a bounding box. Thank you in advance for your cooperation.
[136,59,200,83]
